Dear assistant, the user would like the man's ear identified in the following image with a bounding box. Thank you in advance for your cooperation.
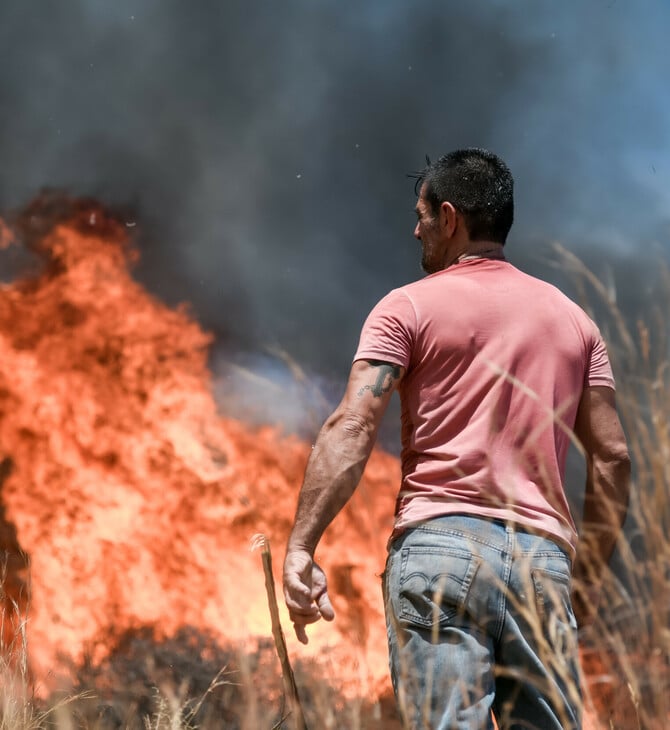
[440,201,458,237]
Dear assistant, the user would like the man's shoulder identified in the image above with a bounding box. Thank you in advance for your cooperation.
[510,266,601,336]
[364,285,416,325]
[502,263,588,307]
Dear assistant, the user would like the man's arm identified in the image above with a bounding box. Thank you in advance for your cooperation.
[572,385,631,625]
[283,359,404,644]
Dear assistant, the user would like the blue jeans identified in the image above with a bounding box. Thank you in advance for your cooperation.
[384,515,581,730]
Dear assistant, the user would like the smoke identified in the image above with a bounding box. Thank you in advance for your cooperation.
[1,0,668,390]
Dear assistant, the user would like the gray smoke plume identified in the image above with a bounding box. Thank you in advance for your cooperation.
[1,0,668,432]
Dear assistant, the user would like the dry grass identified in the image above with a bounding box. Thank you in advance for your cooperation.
[552,246,670,729]
[1,627,399,730]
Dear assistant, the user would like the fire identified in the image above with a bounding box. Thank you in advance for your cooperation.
[0,195,397,699]
[0,195,637,726]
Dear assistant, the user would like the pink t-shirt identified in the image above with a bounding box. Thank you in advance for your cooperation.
[354,258,614,558]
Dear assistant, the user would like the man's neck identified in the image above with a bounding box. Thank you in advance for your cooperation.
[441,241,505,269]
[456,242,505,263]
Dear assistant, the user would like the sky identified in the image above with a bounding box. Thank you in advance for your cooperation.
[1,0,668,433]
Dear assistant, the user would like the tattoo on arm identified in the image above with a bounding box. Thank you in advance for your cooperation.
[357,360,401,398]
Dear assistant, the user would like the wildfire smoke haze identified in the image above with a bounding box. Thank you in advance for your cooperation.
[1,1,669,383]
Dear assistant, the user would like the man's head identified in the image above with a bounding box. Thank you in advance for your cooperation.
[412,148,514,273]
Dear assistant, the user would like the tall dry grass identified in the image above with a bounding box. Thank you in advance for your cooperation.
[552,246,670,729]
[1,251,669,729]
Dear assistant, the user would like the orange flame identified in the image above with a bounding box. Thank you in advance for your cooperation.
[0,196,397,700]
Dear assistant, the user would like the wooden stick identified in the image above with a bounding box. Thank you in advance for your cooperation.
[252,534,308,730]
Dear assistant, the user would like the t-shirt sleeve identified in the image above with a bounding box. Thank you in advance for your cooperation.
[353,289,416,369]
[585,326,616,389]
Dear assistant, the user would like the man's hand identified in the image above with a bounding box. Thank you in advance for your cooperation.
[283,549,335,644]
[571,580,601,629]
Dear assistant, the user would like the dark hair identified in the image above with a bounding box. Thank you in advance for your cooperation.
[412,148,514,244]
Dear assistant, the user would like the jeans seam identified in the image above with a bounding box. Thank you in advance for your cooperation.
[493,528,516,642]
[409,525,505,552]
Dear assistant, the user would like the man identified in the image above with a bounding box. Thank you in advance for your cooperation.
[283,148,630,729]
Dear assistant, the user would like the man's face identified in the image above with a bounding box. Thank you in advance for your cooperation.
[414,186,445,274]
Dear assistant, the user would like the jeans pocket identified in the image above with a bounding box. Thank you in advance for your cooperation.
[397,546,481,629]
[531,562,578,646]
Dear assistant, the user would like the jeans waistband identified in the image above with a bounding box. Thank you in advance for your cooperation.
[389,513,570,562]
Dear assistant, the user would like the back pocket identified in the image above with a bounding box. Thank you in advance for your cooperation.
[531,565,576,626]
[398,546,481,629]
[530,563,578,661]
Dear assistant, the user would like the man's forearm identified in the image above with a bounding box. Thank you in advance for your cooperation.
[574,453,631,583]
[287,409,375,556]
